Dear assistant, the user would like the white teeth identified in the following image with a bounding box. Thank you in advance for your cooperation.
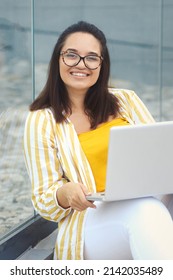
[71,72,88,77]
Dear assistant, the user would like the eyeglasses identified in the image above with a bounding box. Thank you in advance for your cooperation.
[60,50,103,70]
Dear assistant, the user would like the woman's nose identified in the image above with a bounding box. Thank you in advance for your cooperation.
[76,57,86,68]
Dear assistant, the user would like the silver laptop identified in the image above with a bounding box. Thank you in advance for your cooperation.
[86,121,173,201]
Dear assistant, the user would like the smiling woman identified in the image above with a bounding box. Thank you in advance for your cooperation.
[23,21,173,260]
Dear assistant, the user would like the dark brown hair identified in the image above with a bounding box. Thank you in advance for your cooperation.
[30,21,120,128]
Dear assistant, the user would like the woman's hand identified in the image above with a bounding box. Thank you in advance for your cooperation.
[56,182,96,211]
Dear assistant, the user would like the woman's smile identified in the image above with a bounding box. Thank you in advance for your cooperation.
[69,71,90,78]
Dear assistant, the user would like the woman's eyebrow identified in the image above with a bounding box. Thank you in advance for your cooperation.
[66,48,100,56]
[88,51,100,56]
[66,48,78,52]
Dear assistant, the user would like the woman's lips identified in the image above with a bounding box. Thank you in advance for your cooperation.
[70,72,90,77]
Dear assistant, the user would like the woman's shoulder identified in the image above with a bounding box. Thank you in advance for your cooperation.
[108,87,136,100]
[108,87,155,124]
[27,107,54,118]
[25,108,56,127]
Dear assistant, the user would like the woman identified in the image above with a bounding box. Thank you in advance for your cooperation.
[24,21,173,260]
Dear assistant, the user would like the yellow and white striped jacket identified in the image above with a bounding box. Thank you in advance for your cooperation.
[23,89,154,259]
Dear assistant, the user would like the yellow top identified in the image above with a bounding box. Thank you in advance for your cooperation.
[78,118,129,192]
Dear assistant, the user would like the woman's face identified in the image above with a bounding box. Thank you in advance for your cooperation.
[59,32,102,96]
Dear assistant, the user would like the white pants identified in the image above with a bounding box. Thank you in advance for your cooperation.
[84,197,173,260]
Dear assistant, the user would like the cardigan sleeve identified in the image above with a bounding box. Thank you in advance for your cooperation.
[23,110,72,223]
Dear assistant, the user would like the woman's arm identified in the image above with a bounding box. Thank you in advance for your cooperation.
[23,110,72,223]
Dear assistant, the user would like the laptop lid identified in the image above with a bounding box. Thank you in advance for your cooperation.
[104,121,173,201]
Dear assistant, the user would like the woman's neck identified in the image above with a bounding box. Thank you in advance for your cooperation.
[68,91,86,114]
[67,91,91,133]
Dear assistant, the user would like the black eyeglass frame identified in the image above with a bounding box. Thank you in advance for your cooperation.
[60,50,103,70]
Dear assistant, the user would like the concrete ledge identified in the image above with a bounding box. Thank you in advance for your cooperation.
[18,248,53,260]
[18,229,58,260]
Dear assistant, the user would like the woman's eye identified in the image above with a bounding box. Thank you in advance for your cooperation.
[86,56,99,62]
[66,53,78,59]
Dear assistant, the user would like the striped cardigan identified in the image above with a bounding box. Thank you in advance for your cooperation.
[23,89,155,259]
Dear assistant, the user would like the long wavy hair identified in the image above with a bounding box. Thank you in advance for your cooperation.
[30,21,120,128]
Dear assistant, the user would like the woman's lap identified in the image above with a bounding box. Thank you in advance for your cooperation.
[84,197,173,260]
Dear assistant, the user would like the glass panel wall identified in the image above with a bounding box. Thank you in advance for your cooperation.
[0,0,172,241]
[106,0,161,119]
[0,0,33,239]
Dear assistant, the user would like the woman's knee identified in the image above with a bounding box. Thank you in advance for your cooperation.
[137,197,172,219]
[127,197,173,259]
[127,197,172,231]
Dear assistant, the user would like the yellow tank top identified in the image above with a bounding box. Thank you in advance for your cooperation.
[78,118,129,192]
